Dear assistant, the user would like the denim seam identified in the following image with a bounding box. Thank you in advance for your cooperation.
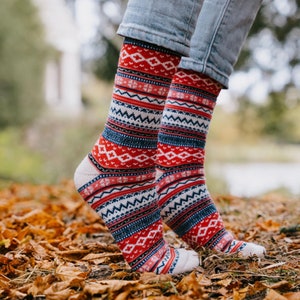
[183,1,199,46]
[202,0,231,71]
[194,61,229,85]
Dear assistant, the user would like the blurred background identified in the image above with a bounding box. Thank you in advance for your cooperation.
[0,0,300,197]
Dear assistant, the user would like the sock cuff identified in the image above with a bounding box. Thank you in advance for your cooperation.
[172,68,222,97]
[124,37,182,57]
[119,38,181,79]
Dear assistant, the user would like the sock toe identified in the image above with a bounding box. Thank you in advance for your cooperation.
[171,249,199,275]
[238,243,266,258]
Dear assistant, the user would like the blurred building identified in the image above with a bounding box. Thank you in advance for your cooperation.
[33,0,82,115]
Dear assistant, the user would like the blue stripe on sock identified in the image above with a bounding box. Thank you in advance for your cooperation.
[102,127,157,149]
[110,210,162,242]
[174,204,218,237]
[158,132,205,148]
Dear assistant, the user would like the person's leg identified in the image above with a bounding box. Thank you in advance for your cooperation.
[117,0,203,57]
[179,0,263,88]
[156,0,266,257]
[74,0,203,274]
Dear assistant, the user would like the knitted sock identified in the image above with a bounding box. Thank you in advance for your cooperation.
[156,69,266,258]
[74,39,199,274]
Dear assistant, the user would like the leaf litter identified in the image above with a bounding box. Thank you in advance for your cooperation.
[0,180,299,299]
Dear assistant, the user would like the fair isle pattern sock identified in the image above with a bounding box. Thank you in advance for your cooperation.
[74,39,199,274]
[156,69,266,258]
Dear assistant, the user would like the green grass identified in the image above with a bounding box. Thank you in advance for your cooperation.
[0,128,44,183]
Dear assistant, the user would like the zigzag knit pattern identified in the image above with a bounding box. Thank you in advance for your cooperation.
[156,69,266,257]
[74,39,199,273]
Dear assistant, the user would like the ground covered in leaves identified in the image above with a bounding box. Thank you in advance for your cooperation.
[0,180,299,300]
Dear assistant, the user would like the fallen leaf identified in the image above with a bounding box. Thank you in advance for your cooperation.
[264,289,287,300]
[283,292,300,300]
[84,279,139,294]
[217,277,232,287]
[262,280,291,290]
[55,263,88,282]
[256,219,281,232]
[0,181,299,299]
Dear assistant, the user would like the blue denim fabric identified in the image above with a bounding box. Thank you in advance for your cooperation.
[117,0,262,88]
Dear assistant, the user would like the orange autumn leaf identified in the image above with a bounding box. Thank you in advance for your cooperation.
[27,275,56,296]
[256,219,281,232]
[0,181,299,299]
[233,286,249,300]
[83,279,139,295]
[283,292,300,300]
[55,263,89,282]
[264,289,288,300]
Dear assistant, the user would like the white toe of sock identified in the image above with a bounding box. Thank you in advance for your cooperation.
[239,243,266,258]
[172,249,199,274]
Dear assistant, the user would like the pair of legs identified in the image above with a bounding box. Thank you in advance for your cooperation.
[74,0,265,274]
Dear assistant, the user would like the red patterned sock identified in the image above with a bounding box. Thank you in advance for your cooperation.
[74,39,199,274]
[156,69,266,257]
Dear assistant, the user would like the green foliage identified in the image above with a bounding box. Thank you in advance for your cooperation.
[0,118,104,184]
[258,92,294,141]
[261,93,300,143]
[87,0,127,82]
[0,0,49,128]
[237,0,300,78]
[236,92,300,143]
[0,128,44,182]
[93,36,120,82]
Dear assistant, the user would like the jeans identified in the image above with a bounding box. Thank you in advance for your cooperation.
[117,0,262,88]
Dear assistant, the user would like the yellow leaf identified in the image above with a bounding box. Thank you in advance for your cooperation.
[0,239,11,248]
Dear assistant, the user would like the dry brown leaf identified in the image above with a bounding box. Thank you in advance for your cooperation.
[256,219,281,232]
[233,286,248,300]
[84,279,139,294]
[114,289,132,300]
[27,275,55,296]
[0,181,299,299]
[216,277,232,287]
[82,252,122,261]
[210,272,231,280]
[177,272,205,298]
[14,209,54,225]
[77,223,107,234]
[55,263,88,282]
[44,285,74,300]
[215,287,229,297]
[261,280,291,290]
[56,249,90,260]
[283,292,300,300]
[197,274,212,287]
[0,275,10,289]
[139,272,172,284]
[264,289,288,300]
[26,240,51,261]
